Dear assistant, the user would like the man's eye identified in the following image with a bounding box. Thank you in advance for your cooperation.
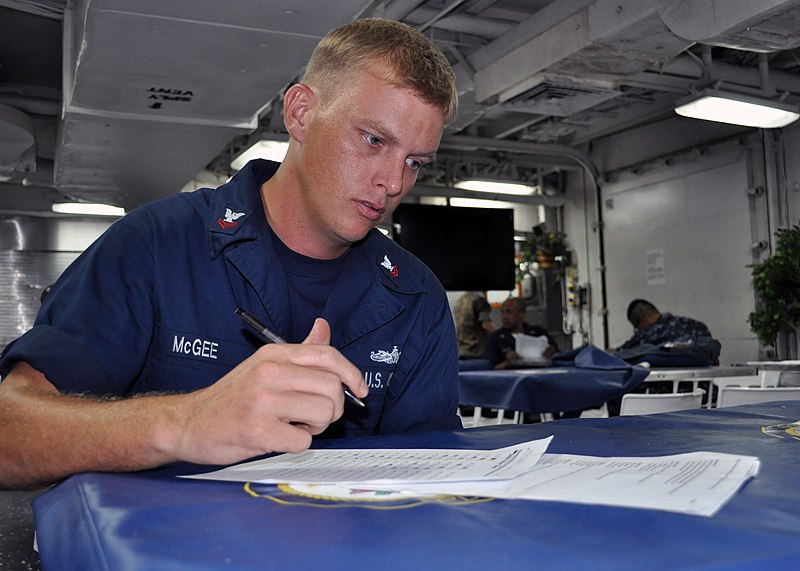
[364,133,382,146]
[405,158,424,171]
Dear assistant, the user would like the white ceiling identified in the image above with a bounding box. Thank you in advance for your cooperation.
[3,0,800,211]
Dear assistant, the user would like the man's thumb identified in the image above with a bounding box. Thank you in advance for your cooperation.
[303,318,331,345]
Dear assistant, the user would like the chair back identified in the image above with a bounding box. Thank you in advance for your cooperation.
[620,390,705,416]
[716,386,800,408]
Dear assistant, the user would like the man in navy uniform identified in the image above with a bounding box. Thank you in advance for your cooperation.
[0,18,461,489]
[484,297,558,370]
[617,299,715,355]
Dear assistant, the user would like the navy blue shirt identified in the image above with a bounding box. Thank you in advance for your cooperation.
[618,312,712,351]
[0,160,461,437]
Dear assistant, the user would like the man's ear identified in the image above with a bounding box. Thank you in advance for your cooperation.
[283,83,316,143]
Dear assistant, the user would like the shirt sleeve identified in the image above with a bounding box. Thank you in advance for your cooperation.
[0,218,156,394]
[483,330,505,364]
[473,296,492,323]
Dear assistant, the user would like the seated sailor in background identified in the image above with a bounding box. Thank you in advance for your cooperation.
[453,292,496,360]
[614,298,720,366]
[608,298,721,415]
[485,297,558,370]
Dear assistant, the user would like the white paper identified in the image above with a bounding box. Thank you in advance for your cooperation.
[494,451,759,516]
[184,439,759,517]
[512,333,549,360]
[349,451,759,516]
[646,248,666,285]
[184,437,552,486]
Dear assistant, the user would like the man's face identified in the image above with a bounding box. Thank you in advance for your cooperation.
[501,301,524,330]
[631,313,658,330]
[292,67,446,256]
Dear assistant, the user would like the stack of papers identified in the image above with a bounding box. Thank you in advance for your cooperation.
[185,437,759,517]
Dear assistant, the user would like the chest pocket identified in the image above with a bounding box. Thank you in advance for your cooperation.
[332,341,405,435]
[137,322,256,393]
[345,342,403,387]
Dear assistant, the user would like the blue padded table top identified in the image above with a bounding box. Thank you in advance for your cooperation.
[458,344,649,413]
[34,401,800,571]
[458,366,649,413]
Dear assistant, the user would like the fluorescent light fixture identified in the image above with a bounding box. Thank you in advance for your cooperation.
[675,89,800,129]
[52,202,125,216]
[453,180,536,196]
[231,140,290,171]
[448,197,519,209]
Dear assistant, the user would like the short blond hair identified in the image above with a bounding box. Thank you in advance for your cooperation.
[302,18,458,124]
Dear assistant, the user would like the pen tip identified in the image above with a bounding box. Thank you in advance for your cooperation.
[345,390,366,407]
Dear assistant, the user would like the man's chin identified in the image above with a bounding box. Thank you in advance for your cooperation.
[335,226,375,248]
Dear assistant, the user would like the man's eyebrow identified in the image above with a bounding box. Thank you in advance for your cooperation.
[364,119,396,145]
[416,150,438,162]
[364,119,438,161]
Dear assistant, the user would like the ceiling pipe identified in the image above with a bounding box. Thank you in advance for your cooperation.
[439,135,600,183]
[415,0,468,32]
[658,53,800,94]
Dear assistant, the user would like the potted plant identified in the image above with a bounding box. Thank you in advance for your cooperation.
[516,225,569,283]
[747,223,800,355]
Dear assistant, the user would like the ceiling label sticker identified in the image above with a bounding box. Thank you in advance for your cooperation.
[146,87,194,109]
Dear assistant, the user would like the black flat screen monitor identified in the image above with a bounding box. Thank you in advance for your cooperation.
[391,203,515,291]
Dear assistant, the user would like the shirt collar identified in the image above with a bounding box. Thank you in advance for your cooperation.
[207,159,279,258]
[206,161,429,296]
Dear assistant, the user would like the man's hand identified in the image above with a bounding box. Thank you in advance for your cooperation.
[0,319,368,489]
[168,318,368,465]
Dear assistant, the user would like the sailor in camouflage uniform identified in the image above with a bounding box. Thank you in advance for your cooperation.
[453,292,495,359]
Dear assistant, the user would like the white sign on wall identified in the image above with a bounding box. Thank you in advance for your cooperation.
[646,249,666,286]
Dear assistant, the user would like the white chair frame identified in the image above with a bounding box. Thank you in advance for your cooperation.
[716,386,800,408]
[620,389,705,416]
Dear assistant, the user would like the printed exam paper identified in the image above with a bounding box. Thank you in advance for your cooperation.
[186,437,552,486]
[184,438,758,516]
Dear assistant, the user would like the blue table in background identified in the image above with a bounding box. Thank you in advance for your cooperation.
[458,345,649,415]
[459,366,649,414]
[33,401,800,570]
[457,358,493,371]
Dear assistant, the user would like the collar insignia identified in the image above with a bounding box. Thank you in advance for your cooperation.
[379,254,399,277]
[213,207,249,234]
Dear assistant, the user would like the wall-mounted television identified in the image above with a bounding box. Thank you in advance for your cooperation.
[391,203,515,291]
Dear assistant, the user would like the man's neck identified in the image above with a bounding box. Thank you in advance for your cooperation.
[260,169,348,260]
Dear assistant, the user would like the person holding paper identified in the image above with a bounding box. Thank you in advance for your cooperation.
[0,18,461,489]
[484,297,558,370]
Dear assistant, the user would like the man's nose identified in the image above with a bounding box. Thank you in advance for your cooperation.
[374,157,405,197]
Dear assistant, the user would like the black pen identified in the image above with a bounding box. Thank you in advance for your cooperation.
[235,307,365,407]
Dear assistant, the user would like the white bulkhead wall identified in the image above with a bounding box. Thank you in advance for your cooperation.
[563,125,800,366]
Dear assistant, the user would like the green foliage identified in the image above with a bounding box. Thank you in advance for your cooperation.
[747,224,800,347]
[516,230,568,283]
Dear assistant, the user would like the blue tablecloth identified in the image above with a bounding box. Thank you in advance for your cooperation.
[457,358,493,371]
[33,401,800,570]
[459,344,649,413]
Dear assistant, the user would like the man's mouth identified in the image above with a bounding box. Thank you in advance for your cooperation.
[355,199,385,221]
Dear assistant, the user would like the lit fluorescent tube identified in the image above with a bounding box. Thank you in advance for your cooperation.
[675,89,800,129]
[454,180,536,196]
[52,203,126,216]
